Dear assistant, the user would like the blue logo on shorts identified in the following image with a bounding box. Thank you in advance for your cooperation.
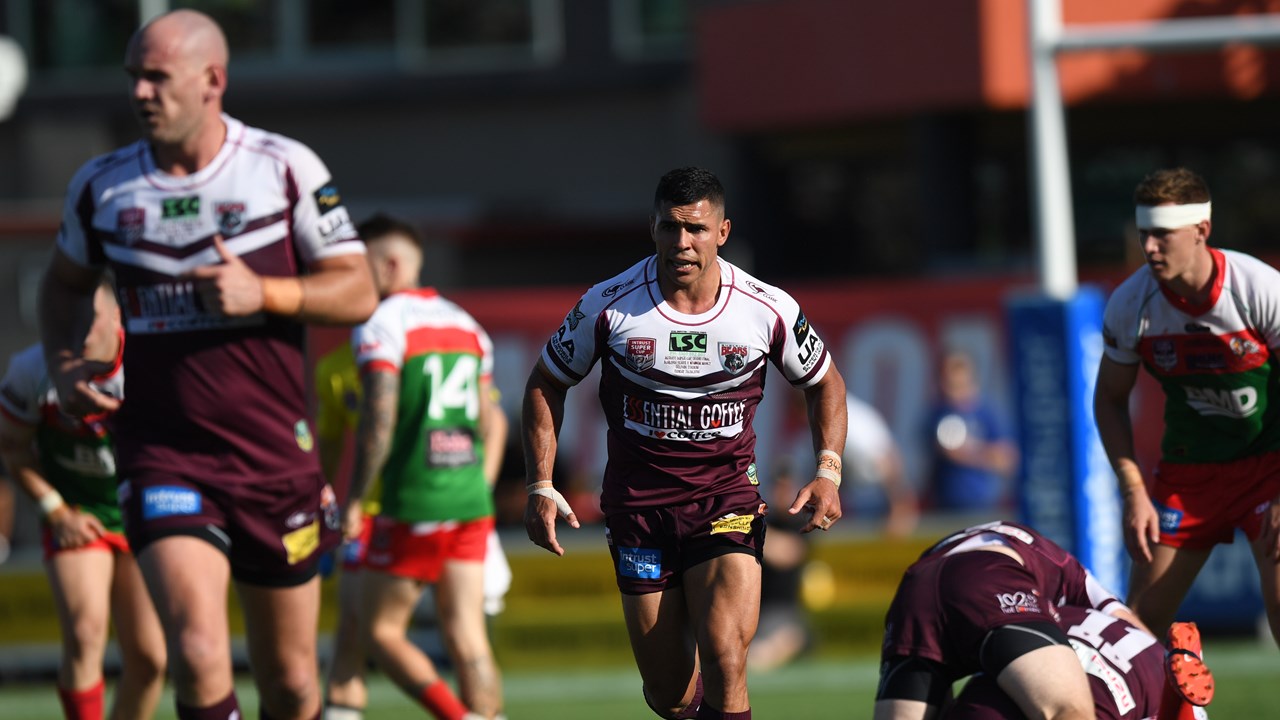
[342,537,365,565]
[1153,501,1183,534]
[142,486,202,520]
[619,547,662,579]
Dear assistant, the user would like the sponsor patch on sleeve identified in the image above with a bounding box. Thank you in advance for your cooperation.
[142,486,202,520]
[618,547,662,579]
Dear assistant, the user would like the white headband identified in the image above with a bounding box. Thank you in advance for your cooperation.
[1135,202,1211,230]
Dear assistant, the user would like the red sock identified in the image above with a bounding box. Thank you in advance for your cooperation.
[57,679,104,720]
[176,691,242,720]
[417,679,468,720]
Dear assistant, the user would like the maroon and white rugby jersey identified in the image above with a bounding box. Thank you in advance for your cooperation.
[922,521,1122,615]
[951,605,1164,720]
[539,256,832,514]
[55,115,365,483]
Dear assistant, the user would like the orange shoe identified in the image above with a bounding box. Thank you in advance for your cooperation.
[1166,622,1214,707]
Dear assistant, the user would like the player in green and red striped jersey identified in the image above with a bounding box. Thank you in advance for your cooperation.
[343,215,507,720]
[0,282,166,720]
[1095,167,1280,648]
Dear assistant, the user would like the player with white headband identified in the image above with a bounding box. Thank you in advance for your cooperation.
[1094,167,1280,653]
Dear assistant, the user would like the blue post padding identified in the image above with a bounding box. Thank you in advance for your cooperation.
[1006,287,1126,597]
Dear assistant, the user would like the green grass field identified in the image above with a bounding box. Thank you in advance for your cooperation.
[1,640,1275,719]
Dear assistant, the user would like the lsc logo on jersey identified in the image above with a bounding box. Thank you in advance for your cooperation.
[669,331,708,353]
[161,196,200,219]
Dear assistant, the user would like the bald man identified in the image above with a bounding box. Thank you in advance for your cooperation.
[342,215,508,719]
[40,10,378,720]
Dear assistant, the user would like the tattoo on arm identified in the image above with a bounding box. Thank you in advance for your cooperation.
[349,370,399,504]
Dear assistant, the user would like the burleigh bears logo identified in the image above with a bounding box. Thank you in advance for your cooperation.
[719,343,749,374]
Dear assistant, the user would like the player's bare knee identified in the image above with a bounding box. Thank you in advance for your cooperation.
[169,626,226,683]
[64,614,109,658]
[260,665,319,716]
[121,643,167,685]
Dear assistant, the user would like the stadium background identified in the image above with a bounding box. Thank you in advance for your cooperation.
[0,0,1277,711]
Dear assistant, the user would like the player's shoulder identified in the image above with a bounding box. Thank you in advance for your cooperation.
[235,117,310,157]
[0,343,46,412]
[1222,248,1280,287]
[725,261,800,314]
[66,141,146,194]
[1103,266,1160,322]
[2,342,45,378]
[233,117,330,175]
[581,257,653,308]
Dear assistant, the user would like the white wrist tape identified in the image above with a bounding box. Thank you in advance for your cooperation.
[1135,202,1210,230]
[39,490,66,516]
[815,467,842,488]
[529,486,576,519]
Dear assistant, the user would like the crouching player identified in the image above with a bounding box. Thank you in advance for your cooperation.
[875,521,1151,720]
[949,605,1214,720]
[0,282,166,720]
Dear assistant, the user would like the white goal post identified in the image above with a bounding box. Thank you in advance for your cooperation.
[1027,0,1280,299]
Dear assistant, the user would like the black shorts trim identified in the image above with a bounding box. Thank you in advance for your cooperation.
[978,621,1070,676]
[133,524,232,557]
[233,556,321,588]
[876,655,951,705]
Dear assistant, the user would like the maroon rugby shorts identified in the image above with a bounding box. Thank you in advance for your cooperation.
[605,488,766,595]
[119,471,340,586]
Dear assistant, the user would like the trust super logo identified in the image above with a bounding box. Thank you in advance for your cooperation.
[142,486,201,520]
[669,331,708,353]
[719,342,749,374]
[996,590,1041,615]
[618,547,661,579]
[117,207,146,245]
[626,337,656,372]
[161,195,200,219]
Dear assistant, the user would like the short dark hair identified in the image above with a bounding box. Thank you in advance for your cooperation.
[357,213,423,247]
[653,167,725,212]
[1134,168,1211,205]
